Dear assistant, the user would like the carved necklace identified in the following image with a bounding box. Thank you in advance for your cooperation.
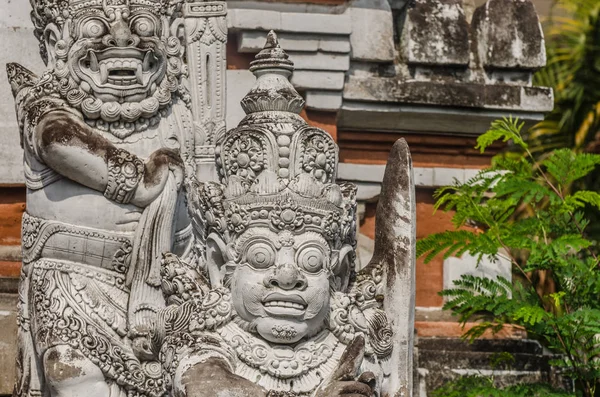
[218,322,345,394]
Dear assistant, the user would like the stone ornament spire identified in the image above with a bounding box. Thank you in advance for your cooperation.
[240,31,305,115]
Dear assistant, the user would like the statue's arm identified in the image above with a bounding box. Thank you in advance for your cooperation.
[174,357,267,397]
[34,110,183,207]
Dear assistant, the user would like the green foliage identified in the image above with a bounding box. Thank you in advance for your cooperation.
[529,0,600,155]
[418,118,600,397]
[431,376,573,397]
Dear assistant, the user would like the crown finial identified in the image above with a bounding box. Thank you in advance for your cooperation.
[240,30,304,114]
[249,30,294,74]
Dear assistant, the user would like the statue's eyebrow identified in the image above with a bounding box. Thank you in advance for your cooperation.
[292,232,329,251]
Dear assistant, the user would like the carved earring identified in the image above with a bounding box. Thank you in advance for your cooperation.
[206,232,229,287]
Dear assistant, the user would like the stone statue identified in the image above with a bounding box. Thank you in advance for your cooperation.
[154,32,416,397]
[5,0,225,396]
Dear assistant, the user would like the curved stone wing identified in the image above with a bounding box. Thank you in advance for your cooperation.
[368,138,416,396]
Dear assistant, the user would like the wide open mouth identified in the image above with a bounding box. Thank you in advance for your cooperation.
[79,47,162,89]
[262,292,307,318]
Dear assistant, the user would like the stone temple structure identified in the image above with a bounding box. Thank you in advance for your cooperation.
[6,0,417,395]
[0,0,555,395]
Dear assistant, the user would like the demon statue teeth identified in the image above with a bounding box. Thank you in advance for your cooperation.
[7,0,201,396]
[155,32,416,397]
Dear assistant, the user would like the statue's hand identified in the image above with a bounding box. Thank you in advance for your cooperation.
[132,148,184,207]
[314,335,375,397]
[176,357,268,397]
[131,334,155,361]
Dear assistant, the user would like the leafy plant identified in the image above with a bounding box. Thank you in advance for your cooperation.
[529,0,600,155]
[418,117,600,397]
[431,376,573,397]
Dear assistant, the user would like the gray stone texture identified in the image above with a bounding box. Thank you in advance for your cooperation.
[0,294,18,395]
[349,0,395,62]
[401,0,470,66]
[237,31,351,54]
[305,90,343,110]
[417,338,567,395]
[473,0,546,70]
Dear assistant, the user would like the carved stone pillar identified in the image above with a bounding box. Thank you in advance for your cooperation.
[182,1,227,181]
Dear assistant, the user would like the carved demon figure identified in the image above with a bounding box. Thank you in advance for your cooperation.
[7,0,198,396]
[155,33,416,397]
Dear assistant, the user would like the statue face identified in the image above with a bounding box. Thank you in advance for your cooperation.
[66,7,167,103]
[226,229,335,344]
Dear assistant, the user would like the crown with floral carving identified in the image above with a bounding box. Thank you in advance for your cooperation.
[192,32,356,248]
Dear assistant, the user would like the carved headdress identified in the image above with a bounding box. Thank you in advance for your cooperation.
[29,0,175,63]
[190,31,357,256]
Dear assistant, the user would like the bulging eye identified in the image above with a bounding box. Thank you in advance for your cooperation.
[246,242,276,269]
[132,17,157,37]
[82,18,107,38]
[297,246,325,273]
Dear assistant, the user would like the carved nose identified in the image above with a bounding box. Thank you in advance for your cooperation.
[108,19,139,47]
[265,263,307,291]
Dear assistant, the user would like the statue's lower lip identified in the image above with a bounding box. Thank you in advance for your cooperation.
[263,302,306,318]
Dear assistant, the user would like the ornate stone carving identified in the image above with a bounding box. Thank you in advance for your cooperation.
[155,32,416,397]
[8,0,225,396]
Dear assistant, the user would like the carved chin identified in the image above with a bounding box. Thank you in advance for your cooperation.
[256,319,308,344]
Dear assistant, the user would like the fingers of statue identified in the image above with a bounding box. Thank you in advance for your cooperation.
[326,380,374,397]
[332,335,365,381]
[357,371,377,390]
[132,336,155,361]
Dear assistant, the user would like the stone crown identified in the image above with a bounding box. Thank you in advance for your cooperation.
[201,32,356,244]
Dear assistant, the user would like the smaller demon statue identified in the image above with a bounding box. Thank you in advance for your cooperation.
[155,32,416,397]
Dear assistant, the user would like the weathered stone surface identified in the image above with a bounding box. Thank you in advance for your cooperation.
[338,163,482,191]
[348,0,395,62]
[227,8,352,35]
[417,338,567,394]
[225,69,255,129]
[343,76,554,112]
[291,70,345,90]
[237,30,350,54]
[401,0,470,66]
[338,101,546,135]
[288,50,350,71]
[0,293,18,395]
[473,0,546,70]
[306,90,343,110]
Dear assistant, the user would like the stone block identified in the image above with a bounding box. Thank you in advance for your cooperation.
[348,0,395,62]
[238,31,319,53]
[305,90,343,111]
[225,69,255,130]
[401,0,470,67]
[227,8,352,35]
[227,8,282,31]
[443,253,512,291]
[472,0,546,70]
[288,51,350,71]
[291,70,345,90]
[280,11,352,35]
[238,31,350,54]
[318,35,351,53]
